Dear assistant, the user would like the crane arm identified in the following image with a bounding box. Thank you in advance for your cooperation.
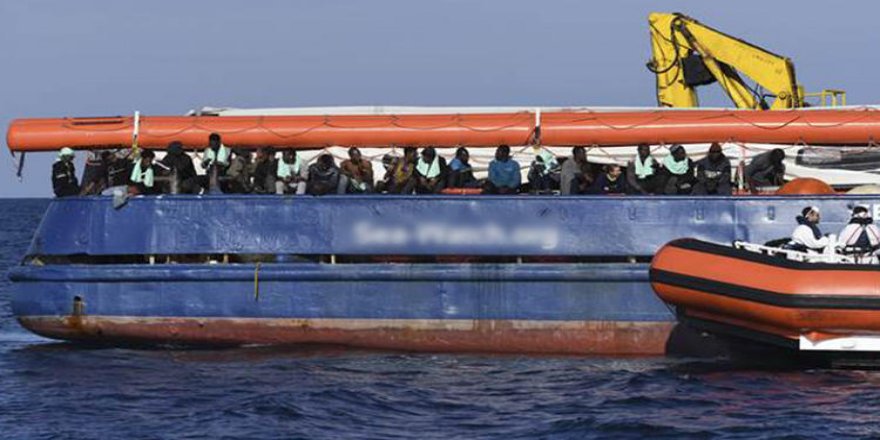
[648,12,800,110]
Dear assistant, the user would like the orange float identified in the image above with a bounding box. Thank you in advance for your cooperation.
[775,178,836,195]
[8,108,880,151]
[6,112,537,151]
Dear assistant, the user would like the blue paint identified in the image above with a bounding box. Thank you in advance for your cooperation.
[9,263,668,321]
[10,194,880,345]
[25,195,880,257]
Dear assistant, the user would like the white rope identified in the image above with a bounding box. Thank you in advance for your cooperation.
[132,110,141,150]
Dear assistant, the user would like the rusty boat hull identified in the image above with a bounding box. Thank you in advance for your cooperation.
[9,261,671,354]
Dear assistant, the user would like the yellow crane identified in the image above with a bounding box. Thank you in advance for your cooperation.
[647,12,845,109]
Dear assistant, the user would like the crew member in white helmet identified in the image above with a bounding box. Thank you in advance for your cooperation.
[837,205,880,260]
[787,206,831,253]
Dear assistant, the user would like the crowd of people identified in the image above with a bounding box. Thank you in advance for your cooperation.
[52,133,788,198]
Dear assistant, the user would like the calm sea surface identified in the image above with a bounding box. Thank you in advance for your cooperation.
[2,199,880,439]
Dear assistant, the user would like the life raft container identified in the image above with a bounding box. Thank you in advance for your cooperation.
[650,238,880,352]
[11,108,880,151]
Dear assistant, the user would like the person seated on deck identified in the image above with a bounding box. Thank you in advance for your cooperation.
[692,143,732,196]
[626,144,662,195]
[251,147,278,194]
[225,149,254,194]
[52,147,80,197]
[837,205,880,260]
[375,154,398,193]
[306,153,346,195]
[569,170,596,195]
[586,164,626,195]
[527,146,559,194]
[388,147,418,194]
[414,147,447,194]
[129,150,160,195]
[201,133,231,194]
[79,150,111,195]
[560,146,590,195]
[484,145,521,194]
[448,147,480,188]
[744,148,786,192]
[340,147,374,193]
[785,206,832,253]
[275,150,307,195]
[106,150,133,189]
[661,145,697,195]
[159,141,200,194]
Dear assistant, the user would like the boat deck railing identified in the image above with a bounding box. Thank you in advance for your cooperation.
[26,253,654,267]
[733,240,860,264]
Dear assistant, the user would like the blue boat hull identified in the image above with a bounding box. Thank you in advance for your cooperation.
[9,194,880,353]
[9,263,673,354]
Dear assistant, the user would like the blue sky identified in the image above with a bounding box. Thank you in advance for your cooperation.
[2,0,878,197]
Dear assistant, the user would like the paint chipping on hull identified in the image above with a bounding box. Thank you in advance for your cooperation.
[19,316,674,355]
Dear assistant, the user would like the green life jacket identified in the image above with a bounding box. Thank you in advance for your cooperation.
[130,160,154,187]
[634,155,655,179]
[416,156,441,179]
[277,156,302,179]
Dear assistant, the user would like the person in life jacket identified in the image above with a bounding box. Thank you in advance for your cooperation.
[626,144,661,195]
[200,133,231,169]
[52,147,80,197]
[415,147,448,194]
[275,150,307,195]
[129,150,159,195]
[786,206,832,253]
[661,145,697,195]
[201,133,230,194]
[837,205,880,259]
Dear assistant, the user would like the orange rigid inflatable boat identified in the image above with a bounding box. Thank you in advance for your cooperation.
[650,238,880,353]
[9,108,880,151]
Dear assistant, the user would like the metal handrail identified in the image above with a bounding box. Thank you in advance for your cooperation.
[803,89,847,107]
[733,240,856,264]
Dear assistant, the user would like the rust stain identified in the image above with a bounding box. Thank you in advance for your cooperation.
[18,316,675,355]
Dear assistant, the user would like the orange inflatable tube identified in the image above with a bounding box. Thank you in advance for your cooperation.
[6,113,536,151]
[650,238,880,343]
[8,108,880,151]
[540,109,880,146]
